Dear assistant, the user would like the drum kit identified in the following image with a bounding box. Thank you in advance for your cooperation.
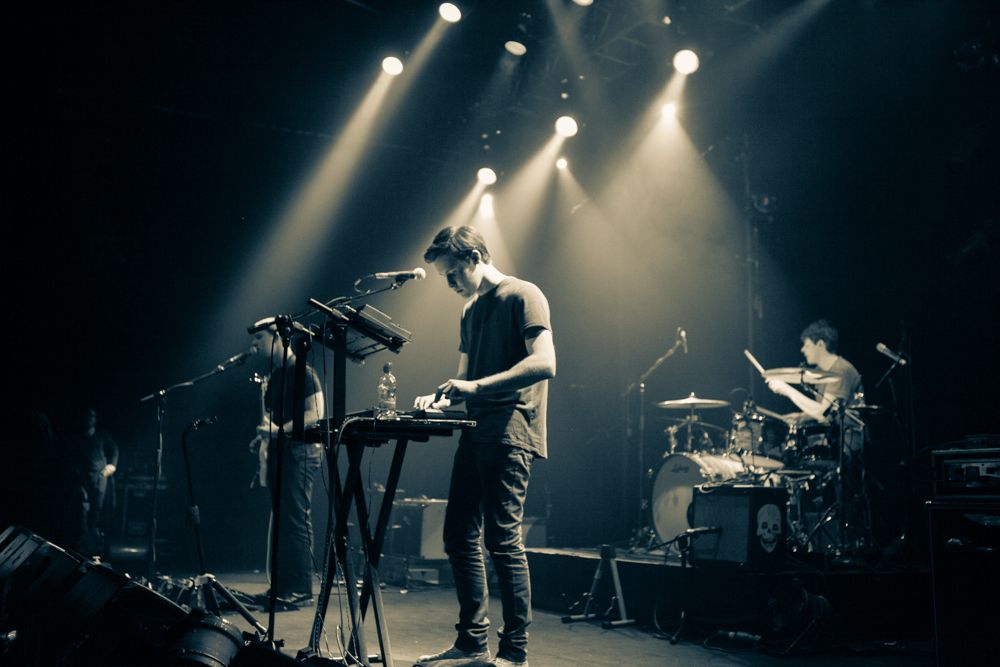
[646,369,882,557]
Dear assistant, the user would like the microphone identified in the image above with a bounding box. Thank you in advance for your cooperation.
[190,416,218,430]
[372,268,427,281]
[875,342,908,366]
[218,352,250,370]
[678,327,688,354]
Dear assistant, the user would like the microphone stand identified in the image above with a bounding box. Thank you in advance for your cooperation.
[874,358,903,392]
[180,419,266,637]
[139,351,250,581]
[625,337,685,550]
[875,344,915,559]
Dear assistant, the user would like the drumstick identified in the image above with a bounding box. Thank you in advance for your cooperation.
[743,349,767,377]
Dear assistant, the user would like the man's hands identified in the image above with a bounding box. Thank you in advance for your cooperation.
[413,378,478,410]
[100,464,116,479]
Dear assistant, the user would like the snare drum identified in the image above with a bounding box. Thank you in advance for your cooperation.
[650,452,744,544]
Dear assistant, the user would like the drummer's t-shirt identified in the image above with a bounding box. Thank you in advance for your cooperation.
[819,356,863,406]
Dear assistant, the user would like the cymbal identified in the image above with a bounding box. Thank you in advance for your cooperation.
[763,367,842,385]
[847,403,889,414]
[656,393,730,410]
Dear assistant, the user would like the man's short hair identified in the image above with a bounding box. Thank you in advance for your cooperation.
[423,226,491,264]
[800,319,839,352]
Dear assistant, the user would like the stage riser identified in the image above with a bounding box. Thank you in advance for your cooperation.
[527,548,932,639]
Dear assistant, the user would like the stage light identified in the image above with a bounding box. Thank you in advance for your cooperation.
[555,115,578,138]
[505,40,527,56]
[477,167,498,185]
[479,193,494,216]
[382,56,404,76]
[571,0,594,6]
[556,157,568,170]
[439,3,462,23]
[662,103,677,119]
[673,49,700,75]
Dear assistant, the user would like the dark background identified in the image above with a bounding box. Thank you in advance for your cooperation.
[6,0,998,571]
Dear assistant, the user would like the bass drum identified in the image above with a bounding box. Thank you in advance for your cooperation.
[650,453,744,544]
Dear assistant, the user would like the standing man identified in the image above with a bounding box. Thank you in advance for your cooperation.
[414,226,555,667]
[250,325,325,606]
[77,407,119,549]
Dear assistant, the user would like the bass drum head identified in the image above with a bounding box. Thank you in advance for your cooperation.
[651,453,743,544]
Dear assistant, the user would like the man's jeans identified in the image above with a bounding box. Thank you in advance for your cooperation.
[444,441,533,663]
[271,441,323,596]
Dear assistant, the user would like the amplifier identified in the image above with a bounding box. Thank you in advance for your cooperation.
[932,448,1000,500]
[386,499,447,560]
[927,501,1000,665]
[690,485,788,571]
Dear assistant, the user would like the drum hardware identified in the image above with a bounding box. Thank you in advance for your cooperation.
[725,399,788,474]
[662,415,728,454]
[656,394,730,458]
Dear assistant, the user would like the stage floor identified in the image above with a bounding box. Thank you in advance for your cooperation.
[211,566,933,667]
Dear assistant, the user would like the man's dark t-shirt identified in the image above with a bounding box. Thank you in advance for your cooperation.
[459,277,552,458]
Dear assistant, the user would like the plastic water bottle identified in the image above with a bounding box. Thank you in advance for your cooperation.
[376,362,397,418]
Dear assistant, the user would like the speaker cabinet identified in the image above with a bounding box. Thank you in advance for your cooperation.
[927,501,1000,666]
[386,499,447,560]
[0,526,188,665]
[690,485,787,571]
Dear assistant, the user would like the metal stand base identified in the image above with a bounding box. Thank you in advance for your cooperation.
[189,573,267,637]
[562,545,635,629]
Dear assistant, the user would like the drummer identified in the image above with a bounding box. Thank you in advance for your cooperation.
[766,320,863,438]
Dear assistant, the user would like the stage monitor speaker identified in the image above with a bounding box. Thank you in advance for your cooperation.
[690,485,787,571]
[0,525,189,666]
[927,501,1000,666]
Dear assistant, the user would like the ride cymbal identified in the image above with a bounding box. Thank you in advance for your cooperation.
[763,367,842,385]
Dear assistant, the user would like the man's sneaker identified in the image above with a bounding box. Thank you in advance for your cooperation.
[492,658,528,667]
[414,645,491,666]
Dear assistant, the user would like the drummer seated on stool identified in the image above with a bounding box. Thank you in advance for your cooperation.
[766,320,863,450]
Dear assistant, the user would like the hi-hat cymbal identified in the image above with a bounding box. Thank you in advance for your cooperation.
[763,367,842,385]
[656,392,730,410]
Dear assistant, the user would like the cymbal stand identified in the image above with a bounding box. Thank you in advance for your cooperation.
[828,405,871,559]
[180,419,266,637]
[626,337,684,548]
